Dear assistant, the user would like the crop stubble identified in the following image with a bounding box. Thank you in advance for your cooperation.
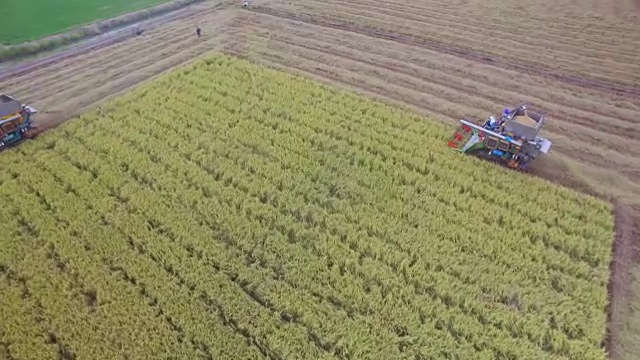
[0,1,239,133]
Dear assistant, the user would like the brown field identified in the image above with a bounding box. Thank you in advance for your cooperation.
[1,0,639,358]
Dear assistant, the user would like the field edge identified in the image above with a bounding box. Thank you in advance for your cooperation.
[0,0,209,64]
[605,202,640,360]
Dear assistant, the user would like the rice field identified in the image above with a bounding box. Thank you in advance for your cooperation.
[0,54,616,360]
[1,0,639,358]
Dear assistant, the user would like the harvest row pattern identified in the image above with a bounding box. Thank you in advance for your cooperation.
[0,54,614,360]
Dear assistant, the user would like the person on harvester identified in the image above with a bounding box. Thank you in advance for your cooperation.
[484,116,499,131]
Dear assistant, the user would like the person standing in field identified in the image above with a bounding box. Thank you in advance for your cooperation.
[196,26,201,37]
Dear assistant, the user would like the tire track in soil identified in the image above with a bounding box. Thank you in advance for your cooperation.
[248,14,640,122]
[248,5,640,100]
[241,41,640,181]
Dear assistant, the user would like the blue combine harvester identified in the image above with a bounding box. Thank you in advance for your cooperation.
[0,94,38,151]
[447,103,552,170]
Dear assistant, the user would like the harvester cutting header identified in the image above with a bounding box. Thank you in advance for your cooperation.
[448,103,552,170]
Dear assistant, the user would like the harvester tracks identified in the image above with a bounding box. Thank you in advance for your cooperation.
[248,5,640,100]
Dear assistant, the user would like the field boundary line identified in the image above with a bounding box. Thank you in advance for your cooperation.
[248,5,640,100]
[0,1,229,82]
[0,0,209,63]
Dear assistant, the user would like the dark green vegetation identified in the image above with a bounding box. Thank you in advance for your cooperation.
[1,0,172,44]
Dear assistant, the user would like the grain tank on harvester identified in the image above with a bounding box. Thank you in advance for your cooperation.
[0,94,38,151]
[447,103,552,170]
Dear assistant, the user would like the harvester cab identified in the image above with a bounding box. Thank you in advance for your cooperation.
[0,94,38,151]
[447,103,552,170]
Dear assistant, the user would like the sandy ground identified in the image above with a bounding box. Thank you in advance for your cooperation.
[0,0,639,357]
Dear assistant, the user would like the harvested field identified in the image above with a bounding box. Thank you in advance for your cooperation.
[0,0,639,358]
[229,0,640,204]
[606,203,640,358]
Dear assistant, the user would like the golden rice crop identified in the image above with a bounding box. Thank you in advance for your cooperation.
[0,53,614,360]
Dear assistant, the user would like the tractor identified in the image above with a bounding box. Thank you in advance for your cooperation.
[447,103,552,171]
[0,94,38,151]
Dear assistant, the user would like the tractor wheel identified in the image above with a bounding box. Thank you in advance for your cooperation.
[22,126,40,139]
[519,155,532,171]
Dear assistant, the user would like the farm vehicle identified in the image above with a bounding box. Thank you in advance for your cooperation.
[0,94,38,151]
[448,103,552,170]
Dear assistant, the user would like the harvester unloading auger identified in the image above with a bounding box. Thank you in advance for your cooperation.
[0,94,38,151]
[447,103,552,170]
